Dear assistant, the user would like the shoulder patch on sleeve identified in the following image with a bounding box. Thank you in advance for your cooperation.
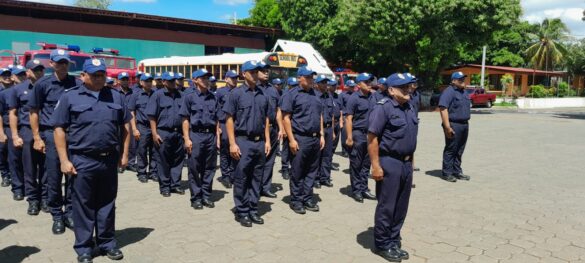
[377,98,388,105]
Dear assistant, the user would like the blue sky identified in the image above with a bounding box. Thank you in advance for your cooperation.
[20,0,585,37]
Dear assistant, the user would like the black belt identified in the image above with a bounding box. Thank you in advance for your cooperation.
[296,131,320,138]
[40,125,53,131]
[354,128,367,133]
[158,127,181,132]
[235,131,264,142]
[137,122,150,127]
[192,126,215,133]
[381,152,412,162]
[450,120,469,124]
[71,149,116,158]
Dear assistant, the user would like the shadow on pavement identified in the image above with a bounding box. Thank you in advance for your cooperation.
[271,183,284,192]
[0,245,41,263]
[424,170,443,178]
[116,227,154,249]
[553,113,585,120]
[257,201,273,216]
[356,227,376,252]
[470,110,495,114]
[0,219,17,231]
[342,169,351,175]
[339,185,353,198]
[210,190,228,203]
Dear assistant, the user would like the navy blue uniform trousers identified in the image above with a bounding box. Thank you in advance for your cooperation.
[218,123,234,183]
[135,124,158,178]
[70,152,118,256]
[280,137,291,174]
[289,135,320,208]
[442,122,469,176]
[349,129,370,195]
[232,137,265,216]
[332,122,341,154]
[5,126,23,195]
[374,156,413,250]
[21,126,46,203]
[43,128,72,221]
[155,129,184,193]
[0,134,9,180]
[261,125,278,193]
[318,126,333,183]
[187,131,216,202]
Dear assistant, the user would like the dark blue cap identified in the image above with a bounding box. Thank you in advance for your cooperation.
[241,60,261,72]
[117,72,129,80]
[315,74,330,83]
[192,69,212,79]
[210,76,217,83]
[0,68,11,75]
[345,80,356,87]
[377,78,387,86]
[297,66,316,77]
[287,77,299,86]
[258,61,271,69]
[404,73,418,83]
[327,80,338,86]
[176,72,185,79]
[50,49,71,62]
[356,72,374,83]
[154,73,162,80]
[162,72,177,81]
[386,73,411,87]
[106,77,114,84]
[272,78,282,85]
[140,73,153,81]
[83,59,106,74]
[136,71,143,77]
[26,59,45,70]
[11,65,26,75]
[225,70,238,78]
[451,71,467,80]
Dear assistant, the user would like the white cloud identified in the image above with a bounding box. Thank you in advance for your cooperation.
[213,0,250,6]
[521,0,585,37]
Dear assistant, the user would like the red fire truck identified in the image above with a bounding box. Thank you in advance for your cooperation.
[19,43,92,76]
[90,48,138,85]
[333,68,358,91]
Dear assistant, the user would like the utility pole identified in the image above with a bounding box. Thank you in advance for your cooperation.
[480,45,487,90]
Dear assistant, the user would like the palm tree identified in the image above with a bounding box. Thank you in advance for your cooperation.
[525,18,569,71]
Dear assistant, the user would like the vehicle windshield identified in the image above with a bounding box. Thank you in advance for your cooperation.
[33,53,88,76]
[116,58,135,69]
[465,89,475,95]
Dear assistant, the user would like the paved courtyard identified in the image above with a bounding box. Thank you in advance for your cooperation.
[1,108,585,263]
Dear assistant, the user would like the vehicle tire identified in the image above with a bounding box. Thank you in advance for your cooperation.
[486,100,492,108]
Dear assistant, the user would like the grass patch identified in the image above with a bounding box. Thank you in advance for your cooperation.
[494,101,517,107]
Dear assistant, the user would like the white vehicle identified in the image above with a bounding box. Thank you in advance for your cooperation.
[138,51,308,87]
[271,39,335,79]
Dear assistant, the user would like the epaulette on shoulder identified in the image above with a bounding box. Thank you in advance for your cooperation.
[64,86,81,92]
[377,98,389,105]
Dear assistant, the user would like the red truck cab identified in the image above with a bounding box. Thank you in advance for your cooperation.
[21,43,92,76]
[333,68,358,92]
[465,87,496,108]
[90,48,137,86]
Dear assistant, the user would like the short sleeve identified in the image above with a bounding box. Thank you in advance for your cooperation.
[280,91,293,113]
[438,88,453,108]
[28,80,44,110]
[145,92,159,118]
[51,93,71,128]
[223,89,237,116]
[345,95,357,116]
[6,86,19,110]
[368,104,387,136]
[179,94,191,118]
[127,93,138,111]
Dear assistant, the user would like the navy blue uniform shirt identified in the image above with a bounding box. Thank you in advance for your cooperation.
[146,88,184,129]
[223,83,268,136]
[7,80,34,126]
[179,88,218,128]
[368,97,418,156]
[340,90,354,112]
[127,88,155,125]
[317,90,334,125]
[410,89,421,115]
[51,85,131,152]
[373,89,389,103]
[260,83,280,124]
[215,86,235,123]
[280,87,322,134]
[28,74,82,127]
[0,87,11,126]
[345,90,376,130]
[438,85,471,122]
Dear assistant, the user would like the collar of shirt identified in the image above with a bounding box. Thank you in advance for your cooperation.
[389,96,412,111]
[358,90,370,98]
[79,85,102,99]
[298,87,315,94]
[242,83,262,94]
[163,87,180,96]
[49,73,71,84]
[140,88,152,96]
[194,88,213,98]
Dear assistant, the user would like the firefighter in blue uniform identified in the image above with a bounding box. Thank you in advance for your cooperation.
[117,72,136,173]
[281,66,324,214]
[223,60,271,227]
[29,49,82,234]
[154,73,164,90]
[345,73,377,203]
[146,72,185,196]
[52,58,130,263]
[406,73,422,175]
[327,79,342,171]
[439,71,471,182]
[180,69,219,210]
[340,80,356,157]
[132,71,143,91]
[373,77,388,102]
[314,74,334,188]
[176,72,186,91]
[368,73,418,262]
[271,78,284,158]
[209,76,218,94]
[128,73,158,183]
[216,69,238,189]
[2,66,25,201]
[8,59,47,215]
[257,62,278,198]
[0,67,12,187]
[106,77,114,89]
[278,77,298,180]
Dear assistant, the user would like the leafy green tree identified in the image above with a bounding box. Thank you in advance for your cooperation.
[525,18,570,71]
[238,0,282,28]
[565,39,585,77]
[74,0,111,9]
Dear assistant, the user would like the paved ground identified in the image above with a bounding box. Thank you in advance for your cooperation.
[1,109,585,263]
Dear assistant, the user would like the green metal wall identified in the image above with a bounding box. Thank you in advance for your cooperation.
[0,29,205,62]
[235,47,264,54]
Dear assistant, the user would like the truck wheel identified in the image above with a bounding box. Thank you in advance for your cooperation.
[486,100,492,108]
